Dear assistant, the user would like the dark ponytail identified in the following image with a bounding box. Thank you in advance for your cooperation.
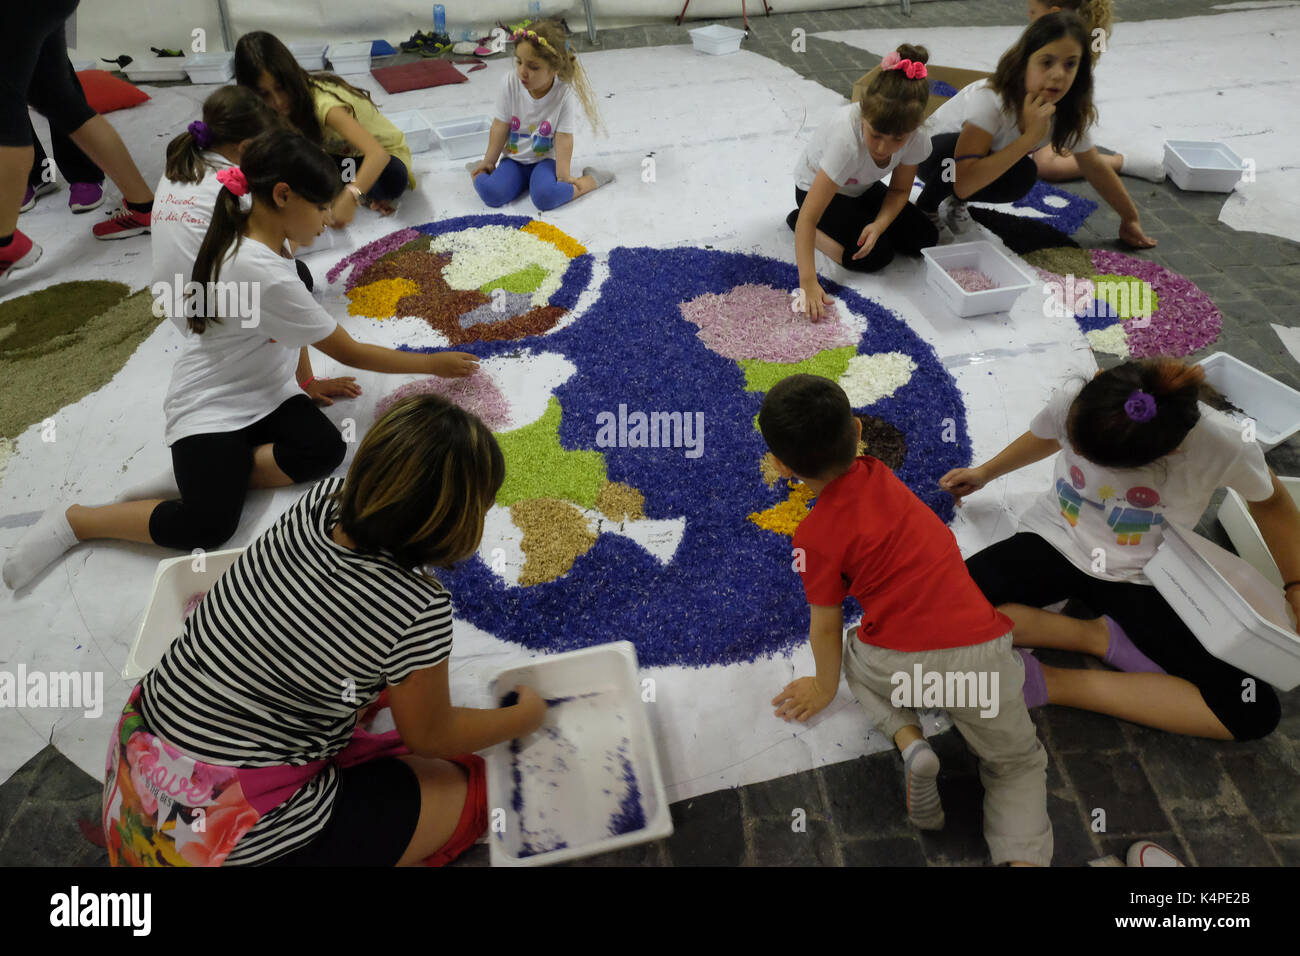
[164,86,280,184]
[1067,358,1206,468]
[860,44,931,137]
[188,128,340,333]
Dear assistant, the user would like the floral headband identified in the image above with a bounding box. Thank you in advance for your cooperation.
[880,50,927,80]
[215,166,253,212]
[510,28,555,52]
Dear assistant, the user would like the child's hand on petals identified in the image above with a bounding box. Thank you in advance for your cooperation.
[305,376,361,406]
[851,223,883,260]
[772,676,834,722]
[1119,218,1157,249]
[428,351,480,378]
[800,278,834,322]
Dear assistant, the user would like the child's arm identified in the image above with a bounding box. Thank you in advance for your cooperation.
[294,346,360,405]
[1074,147,1157,248]
[952,93,1054,199]
[470,119,510,178]
[773,603,844,722]
[939,429,1062,505]
[389,660,546,757]
[323,106,392,223]
[1246,470,1300,632]
[794,170,840,321]
[312,324,479,378]
[554,132,576,182]
[852,163,917,261]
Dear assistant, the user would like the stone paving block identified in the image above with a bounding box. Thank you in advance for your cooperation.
[1179,819,1280,866]
[742,767,827,818]
[821,752,910,838]
[1059,751,1172,836]
[1270,837,1300,867]
[1218,750,1300,833]
[1036,702,1130,753]
[916,772,990,865]
[664,787,746,866]
[1132,734,1229,804]
[1049,793,1102,866]
[750,816,840,865]
[841,834,928,866]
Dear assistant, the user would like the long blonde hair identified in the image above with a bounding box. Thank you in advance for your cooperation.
[512,20,603,135]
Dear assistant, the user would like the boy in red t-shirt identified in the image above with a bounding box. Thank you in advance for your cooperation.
[760,375,1051,866]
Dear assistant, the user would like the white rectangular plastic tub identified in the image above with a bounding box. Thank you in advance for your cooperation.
[182,52,235,85]
[1145,524,1300,690]
[389,110,434,153]
[689,24,746,55]
[1163,140,1244,192]
[434,116,493,160]
[288,41,326,71]
[1217,476,1300,590]
[123,548,244,680]
[326,41,372,74]
[124,60,189,83]
[71,59,95,73]
[921,240,1035,317]
[1198,351,1300,451]
[485,641,673,866]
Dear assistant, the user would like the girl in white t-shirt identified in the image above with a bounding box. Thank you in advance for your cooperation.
[790,43,938,319]
[941,359,1300,742]
[470,20,612,212]
[153,86,357,406]
[916,11,1155,249]
[3,129,480,591]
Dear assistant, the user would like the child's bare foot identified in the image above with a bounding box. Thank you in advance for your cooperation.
[367,197,398,216]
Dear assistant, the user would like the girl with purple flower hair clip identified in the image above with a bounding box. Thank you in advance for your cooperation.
[942,357,1300,743]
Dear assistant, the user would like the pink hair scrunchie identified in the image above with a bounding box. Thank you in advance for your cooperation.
[215,166,249,195]
[880,51,927,80]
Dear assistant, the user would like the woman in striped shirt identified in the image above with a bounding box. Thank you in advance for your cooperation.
[103,396,546,866]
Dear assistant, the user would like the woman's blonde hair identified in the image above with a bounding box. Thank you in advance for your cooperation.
[512,19,602,134]
[860,43,930,137]
[332,395,505,573]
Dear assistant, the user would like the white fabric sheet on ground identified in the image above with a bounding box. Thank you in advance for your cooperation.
[1,46,1090,804]
[814,7,1300,244]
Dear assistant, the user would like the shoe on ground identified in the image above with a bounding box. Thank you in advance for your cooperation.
[20,182,59,213]
[0,230,43,280]
[938,195,974,236]
[1126,840,1185,867]
[93,203,150,240]
[69,182,105,213]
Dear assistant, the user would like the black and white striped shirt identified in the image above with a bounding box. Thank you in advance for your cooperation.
[138,477,453,864]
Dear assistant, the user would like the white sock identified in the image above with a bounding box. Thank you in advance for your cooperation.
[901,738,945,830]
[113,469,179,503]
[1119,151,1166,183]
[582,166,615,188]
[3,503,79,590]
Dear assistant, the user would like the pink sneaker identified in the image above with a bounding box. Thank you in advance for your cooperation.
[92,203,150,240]
[20,182,59,213]
[0,230,43,280]
[69,182,105,213]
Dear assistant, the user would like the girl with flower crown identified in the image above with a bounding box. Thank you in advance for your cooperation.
[470,20,613,211]
[789,43,938,320]
[3,129,481,591]
[940,358,1300,741]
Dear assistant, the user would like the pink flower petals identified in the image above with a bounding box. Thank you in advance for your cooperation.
[678,283,856,362]
[944,266,999,292]
[1089,250,1223,358]
[375,372,512,430]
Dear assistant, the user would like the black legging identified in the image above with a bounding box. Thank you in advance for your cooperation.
[28,114,103,188]
[965,532,1281,741]
[149,395,345,550]
[331,153,409,203]
[792,182,938,273]
[915,131,1038,214]
[0,0,97,148]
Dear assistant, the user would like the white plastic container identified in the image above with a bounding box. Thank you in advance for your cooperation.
[123,548,244,680]
[1198,351,1300,451]
[689,24,746,55]
[182,52,235,85]
[1217,476,1300,590]
[70,59,96,73]
[1163,140,1244,193]
[389,110,434,153]
[486,641,673,866]
[326,41,373,75]
[124,60,190,83]
[288,41,326,71]
[434,116,493,160]
[921,240,1036,317]
[1145,524,1300,690]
